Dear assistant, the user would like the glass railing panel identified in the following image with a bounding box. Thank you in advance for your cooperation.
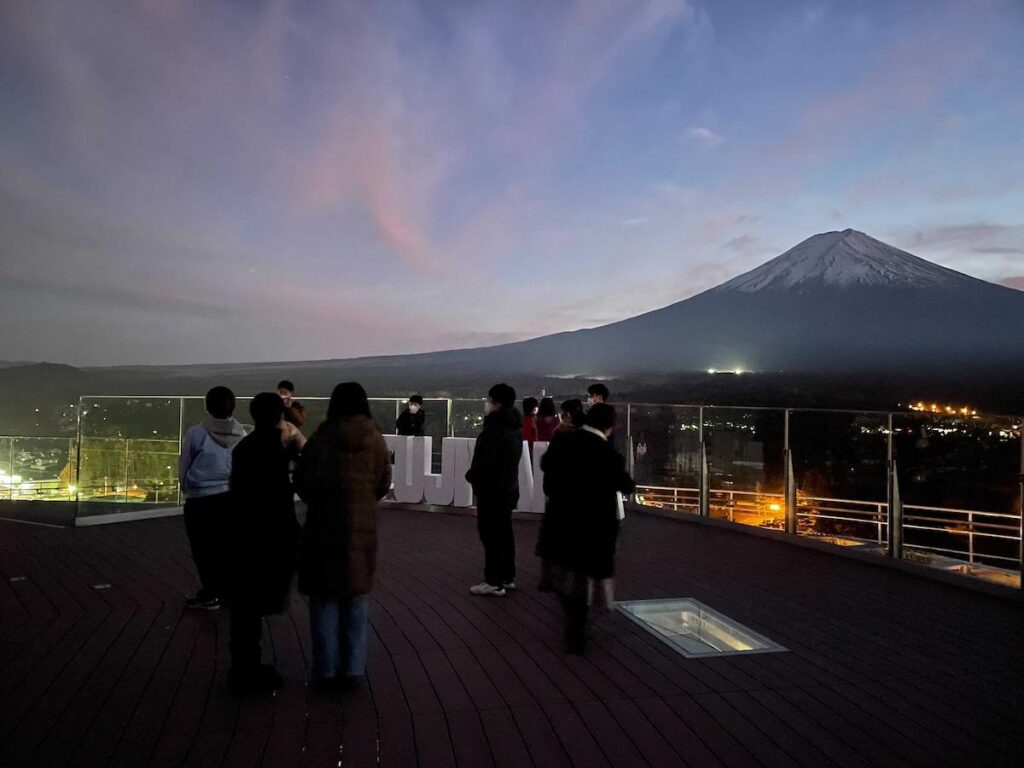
[893,412,1022,575]
[628,405,701,514]
[703,407,785,528]
[451,399,486,438]
[78,397,182,508]
[788,410,889,549]
[0,436,77,501]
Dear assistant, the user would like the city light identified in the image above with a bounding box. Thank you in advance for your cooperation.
[909,401,977,416]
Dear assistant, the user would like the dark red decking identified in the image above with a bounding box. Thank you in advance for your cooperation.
[1,506,1022,767]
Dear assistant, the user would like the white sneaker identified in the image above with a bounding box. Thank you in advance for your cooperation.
[502,581,517,591]
[469,582,507,597]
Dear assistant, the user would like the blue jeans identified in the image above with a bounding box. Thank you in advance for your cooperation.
[309,594,369,679]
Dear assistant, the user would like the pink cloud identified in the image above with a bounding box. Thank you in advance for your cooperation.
[1000,277,1024,291]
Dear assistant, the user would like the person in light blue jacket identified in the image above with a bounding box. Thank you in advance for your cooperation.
[178,386,246,610]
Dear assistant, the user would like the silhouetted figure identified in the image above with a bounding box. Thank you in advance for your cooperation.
[277,380,307,429]
[396,395,425,436]
[465,383,523,597]
[179,386,245,610]
[537,404,635,654]
[522,396,539,449]
[555,399,585,435]
[227,393,300,694]
[295,382,391,692]
[586,382,610,408]
[536,397,560,442]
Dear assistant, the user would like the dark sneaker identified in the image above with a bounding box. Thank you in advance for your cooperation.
[341,675,363,692]
[229,665,282,695]
[186,595,221,610]
[310,676,342,694]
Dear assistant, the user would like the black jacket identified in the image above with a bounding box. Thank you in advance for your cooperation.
[396,408,425,436]
[228,428,300,614]
[536,428,635,579]
[465,406,523,507]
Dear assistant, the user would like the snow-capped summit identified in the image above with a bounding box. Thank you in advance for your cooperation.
[712,229,978,293]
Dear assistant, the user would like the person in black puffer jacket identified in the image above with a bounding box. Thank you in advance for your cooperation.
[465,383,523,597]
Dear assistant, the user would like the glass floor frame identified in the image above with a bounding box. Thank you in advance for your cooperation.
[616,598,788,659]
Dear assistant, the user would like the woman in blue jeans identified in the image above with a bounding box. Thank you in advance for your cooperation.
[294,382,391,691]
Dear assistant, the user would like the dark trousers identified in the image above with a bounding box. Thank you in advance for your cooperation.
[559,591,590,652]
[183,492,231,599]
[476,499,516,587]
[229,604,263,672]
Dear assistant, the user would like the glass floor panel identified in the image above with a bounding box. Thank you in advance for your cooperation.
[616,598,787,658]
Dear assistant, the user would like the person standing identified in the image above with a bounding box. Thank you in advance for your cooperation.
[586,382,610,408]
[537,403,635,654]
[178,386,246,610]
[535,397,560,442]
[396,395,425,436]
[277,380,307,429]
[227,393,300,694]
[465,383,523,597]
[555,399,585,435]
[295,382,391,691]
[521,397,539,450]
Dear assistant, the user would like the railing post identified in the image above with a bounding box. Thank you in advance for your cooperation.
[784,448,797,535]
[699,441,710,518]
[968,511,974,564]
[1018,430,1023,590]
[888,459,903,559]
[176,397,185,506]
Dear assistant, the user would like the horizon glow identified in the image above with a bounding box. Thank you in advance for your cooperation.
[1,0,1023,366]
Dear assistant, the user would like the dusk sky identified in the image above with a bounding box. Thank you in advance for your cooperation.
[2,0,1023,367]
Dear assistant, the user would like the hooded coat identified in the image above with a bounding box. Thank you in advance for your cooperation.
[536,428,635,579]
[295,415,391,596]
[228,427,300,615]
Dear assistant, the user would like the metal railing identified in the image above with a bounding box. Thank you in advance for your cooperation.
[2,396,1020,589]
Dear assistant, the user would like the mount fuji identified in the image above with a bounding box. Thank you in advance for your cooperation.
[381,228,1024,376]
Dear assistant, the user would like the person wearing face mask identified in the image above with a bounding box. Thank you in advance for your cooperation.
[396,395,425,436]
[465,383,523,597]
[536,403,635,654]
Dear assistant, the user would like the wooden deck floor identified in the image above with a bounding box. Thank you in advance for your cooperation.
[1,505,1022,767]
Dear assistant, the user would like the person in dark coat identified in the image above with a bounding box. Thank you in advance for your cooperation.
[396,395,425,436]
[465,383,523,597]
[227,392,300,694]
[536,403,635,654]
[295,382,391,691]
[535,397,560,442]
[555,398,585,435]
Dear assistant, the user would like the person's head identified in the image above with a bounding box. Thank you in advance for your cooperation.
[560,398,584,426]
[585,402,616,437]
[326,381,371,423]
[485,383,516,415]
[586,382,610,407]
[538,397,557,418]
[522,397,539,416]
[250,391,286,430]
[205,386,236,419]
[277,379,295,406]
[408,394,424,414]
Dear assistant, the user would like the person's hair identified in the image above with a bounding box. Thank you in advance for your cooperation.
[585,403,616,432]
[487,383,516,409]
[522,396,539,414]
[409,395,424,405]
[205,386,236,419]
[326,381,372,422]
[587,382,610,401]
[250,392,285,429]
[277,380,295,393]
[560,398,585,426]
[538,397,557,417]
